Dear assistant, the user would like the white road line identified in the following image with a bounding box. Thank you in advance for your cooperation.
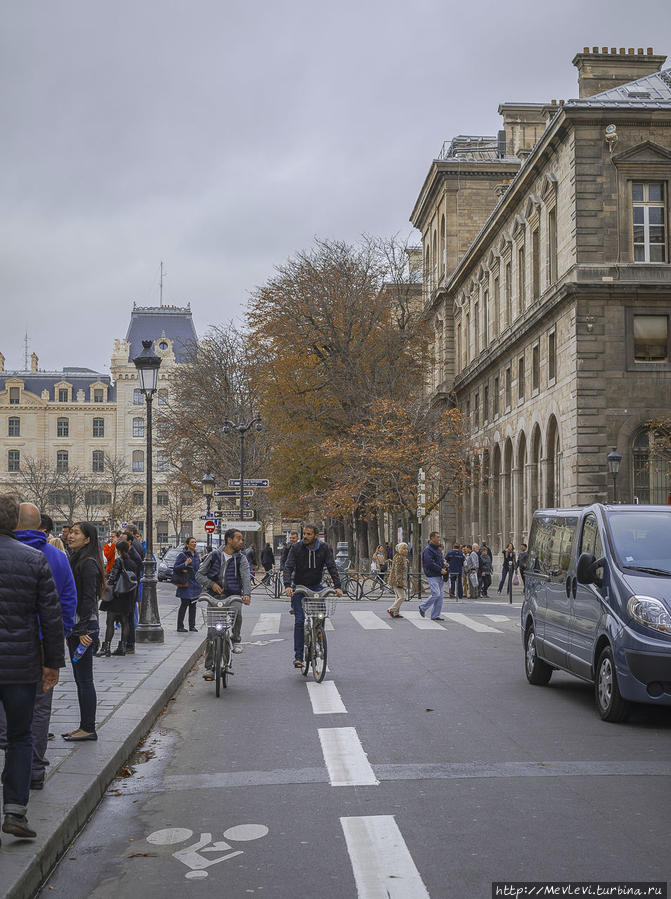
[325,618,335,631]
[318,727,379,786]
[340,815,430,898]
[484,614,513,623]
[443,612,502,633]
[350,611,391,630]
[251,613,281,636]
[307,681,347,714]
[403,611,445,630]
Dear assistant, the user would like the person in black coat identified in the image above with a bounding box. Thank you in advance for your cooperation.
[65,522,104,742]
[174,537,201,632]
[123,531,143,653]
[260,543,275,584]
[97,539,137,657]
[497,543,517,594]
[0,494,64,840]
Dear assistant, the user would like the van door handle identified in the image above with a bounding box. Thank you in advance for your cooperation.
[565,576,571,598]
[571,577,577,599]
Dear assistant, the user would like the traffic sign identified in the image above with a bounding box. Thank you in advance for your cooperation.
[214,490,254,497]
[228,478,269,488]
[218,520,262,531]
[204,520,216,533]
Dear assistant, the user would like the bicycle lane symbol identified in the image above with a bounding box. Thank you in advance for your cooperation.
[146,824,269,879]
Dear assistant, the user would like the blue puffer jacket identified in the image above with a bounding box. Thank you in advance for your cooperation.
[15,529,77,635]
[173,550,201,600]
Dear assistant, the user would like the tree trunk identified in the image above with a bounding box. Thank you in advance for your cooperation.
[367,514,380,560]
[356,516,369,570]
[344,516,354,565]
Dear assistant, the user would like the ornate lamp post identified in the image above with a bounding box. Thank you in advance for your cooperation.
[201,472,215,550]
[222,414,262,519]
[607,447,623,504]
[132,339,164,643]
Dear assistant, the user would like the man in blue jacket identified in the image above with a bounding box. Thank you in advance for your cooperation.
[0,503,76,791]
[445,543,465,598]
[419,532,448,620]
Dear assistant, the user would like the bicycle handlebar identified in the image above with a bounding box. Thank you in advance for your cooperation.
[198,594,242,605]
[292,585,338,599]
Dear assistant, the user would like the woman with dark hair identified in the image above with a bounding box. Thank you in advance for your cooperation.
[174,536,201,632]
[64,522,103,741]
[497,542,517,594]
[97,539,136,657]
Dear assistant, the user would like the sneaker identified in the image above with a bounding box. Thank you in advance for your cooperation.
[177,627,187,633]
[189,627,198,632]
[125,646,135,654]
[418,607,426,618]
[3,814,36,839]
[432,616,445,621]
[30,777,44,791]
[232,645,243,654]
[202,671,214,681]
[289,609,294,615]
[293,659,303,669]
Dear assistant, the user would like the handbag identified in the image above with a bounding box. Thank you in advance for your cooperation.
[513,573,520,586]
[114,562,138,596]
[99,583,115,612]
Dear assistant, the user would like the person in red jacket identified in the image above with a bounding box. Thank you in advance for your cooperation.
[103,531,120,574]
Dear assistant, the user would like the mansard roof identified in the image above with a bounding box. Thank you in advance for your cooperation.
[566,68,671,108]
[0,368,115,401]
[125,304,197,363]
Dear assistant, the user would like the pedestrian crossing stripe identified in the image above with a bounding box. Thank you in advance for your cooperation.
[246,610,514,636]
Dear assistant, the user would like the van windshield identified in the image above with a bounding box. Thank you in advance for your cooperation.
[606,511,671,574]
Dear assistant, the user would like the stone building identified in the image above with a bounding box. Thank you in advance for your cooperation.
[411,47,671,551]
[0,303,199,544]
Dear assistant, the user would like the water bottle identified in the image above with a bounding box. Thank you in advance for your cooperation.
[72,643,88,663]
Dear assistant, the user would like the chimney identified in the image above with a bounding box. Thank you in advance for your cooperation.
[30,351,38,372]
[572,46,666,98]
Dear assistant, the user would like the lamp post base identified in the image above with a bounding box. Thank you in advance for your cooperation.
[136,623,165,643]
[137,558,165,644]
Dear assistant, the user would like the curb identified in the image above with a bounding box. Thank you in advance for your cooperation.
[5,634,206,899]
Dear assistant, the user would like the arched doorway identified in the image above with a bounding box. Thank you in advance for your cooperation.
[492,443,502,551]
[516,431,527,541]
[546,415,560,507]
[530,424,542,511]
[503,437,514,542]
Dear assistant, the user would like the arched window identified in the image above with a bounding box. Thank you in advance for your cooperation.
[132,450,144,473]
[133,417,145,438]
[57,417,69,438]
[432,230,438,287]
[440,214,446,275]
[632,429,668,504]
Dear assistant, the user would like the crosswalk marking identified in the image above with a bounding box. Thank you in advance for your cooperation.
[318,727,379,786]
[325,618,335,631]
[350,611,391,630]
[403,611,445,630]
[442,612,502,633]
[484,614,513,623]
[251,613,281,636]
[307,681,347,714]
[340,815,430,898]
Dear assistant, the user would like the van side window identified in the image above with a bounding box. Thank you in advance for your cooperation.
[528,516,554,574]
[549,516,578,577]
[580,514,604,580]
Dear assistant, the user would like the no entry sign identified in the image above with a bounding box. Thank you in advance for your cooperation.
[204,520,216,533]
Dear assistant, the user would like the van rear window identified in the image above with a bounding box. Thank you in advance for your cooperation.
[528,515,578,577]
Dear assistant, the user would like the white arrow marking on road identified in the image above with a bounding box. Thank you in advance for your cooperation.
[318,727,379,786]
[442,612,502,633]
[340,815,430,898]
[350,611,391,630]
[403,611,445,630]
[307,681,347,714]
[251,613,281,636]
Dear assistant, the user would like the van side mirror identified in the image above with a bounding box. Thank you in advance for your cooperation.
[577,552,605,588]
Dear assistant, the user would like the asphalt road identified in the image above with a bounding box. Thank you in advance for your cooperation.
[39,587,671,898]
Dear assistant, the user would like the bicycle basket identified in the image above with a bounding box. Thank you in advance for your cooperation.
[202,607,238,630]
[302,596,337,618]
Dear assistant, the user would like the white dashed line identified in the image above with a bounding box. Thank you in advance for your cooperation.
[307,681,347,714]
[484,614,513,623]
[251,613,281,636]
[340,815,430,898]
[350,611,391,630]
[318,727,379,786]
[442,613,502,632]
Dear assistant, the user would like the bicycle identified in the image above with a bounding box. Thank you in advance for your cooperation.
[295,585,338,683]
[199,596,239,697]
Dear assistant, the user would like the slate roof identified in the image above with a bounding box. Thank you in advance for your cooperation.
[566,68,671,108]
[0,369,116,402]
[125,304,197,363]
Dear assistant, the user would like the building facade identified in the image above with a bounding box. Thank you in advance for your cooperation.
[411,47,671,551]
[0,304,199,544]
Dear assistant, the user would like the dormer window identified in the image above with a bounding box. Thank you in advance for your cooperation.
[58,388,69,403]
[158,340,168,351]
[9,387,20,405]
[94,389,104,403]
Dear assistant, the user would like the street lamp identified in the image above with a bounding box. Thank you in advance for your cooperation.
[607,447,622,504]
[201,472,215,550]
[132,339,164,643]
[222,414,262,523]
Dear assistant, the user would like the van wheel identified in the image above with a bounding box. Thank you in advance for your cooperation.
[595,646,630,723]
[525,625,552,685]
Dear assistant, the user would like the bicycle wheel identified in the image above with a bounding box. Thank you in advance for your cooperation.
[221,635,231,689]
[301,624,312,677]
[313,624,328,683]
[214,636,223,698]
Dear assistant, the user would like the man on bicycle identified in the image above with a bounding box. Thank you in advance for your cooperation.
[284,525,343,668]
[196,528,251,680]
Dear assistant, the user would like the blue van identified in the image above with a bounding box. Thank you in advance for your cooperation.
[522,504,671,722]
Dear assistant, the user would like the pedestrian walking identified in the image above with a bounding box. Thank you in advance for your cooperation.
[497,543,517,594]
[385,542,394,561]
[445,543,465,598]
[465,543,481,598]
[386,542,409,618]
[419,532,447,620]
[517,543,529,585]
[280,532,299,575]
[173,537,201,632]
[64,523,103,742]
[479,547,493,596]
[244,543,257,576]
[0,494,64,841]
[371,545,388,573]
[97,539,137,656]
[0,502,75,793]
[260,542,275,585]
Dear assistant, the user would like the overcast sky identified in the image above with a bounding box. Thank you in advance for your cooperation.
[2,0,670,373]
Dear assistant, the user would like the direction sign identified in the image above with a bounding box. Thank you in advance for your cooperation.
[218,520,262,531]
[228,479,269,488]
[204,520,216,533]
[214,490,254,498]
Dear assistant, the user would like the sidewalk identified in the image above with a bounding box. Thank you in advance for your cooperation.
[1,587,205,899]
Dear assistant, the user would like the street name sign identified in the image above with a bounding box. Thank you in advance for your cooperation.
[214,490,254,498]
[218,520,262,531]
[228,479,269,488]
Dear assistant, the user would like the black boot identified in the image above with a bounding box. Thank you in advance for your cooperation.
[95,642,111,657]
[112,641,126,656]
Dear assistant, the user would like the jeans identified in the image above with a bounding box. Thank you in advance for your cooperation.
[420,577,444,619]
[498,566,514,593]
[292,585,324,660]
[204,597,242,668]
[0,682,37,815]
[67,632,99,733]
[449,573,463,598]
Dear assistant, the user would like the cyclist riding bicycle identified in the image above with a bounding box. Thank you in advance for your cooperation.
[284,525,343,668]
[196,528,251,680]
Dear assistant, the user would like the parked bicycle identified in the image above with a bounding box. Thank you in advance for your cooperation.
[199,596,239,697]
[296,585,338,683]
